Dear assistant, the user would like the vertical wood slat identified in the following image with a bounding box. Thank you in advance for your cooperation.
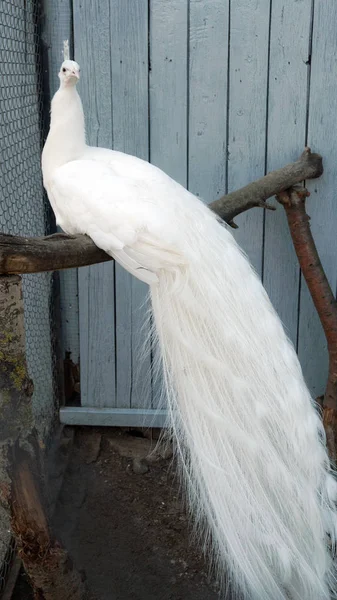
[73,0,116,407]
[188,0,229,203]
[298,0,337,397]
[229,0,270,276]
[149,0,188,187]
[263,0,312,346]
[110,0,151,410]
[78,264,115,408]
[42,0,80,365]
[149,0,188,408]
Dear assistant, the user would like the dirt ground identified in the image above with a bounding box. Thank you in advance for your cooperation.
[13,427,220,600]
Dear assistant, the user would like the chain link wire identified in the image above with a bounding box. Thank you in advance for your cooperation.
[0,0,57,594]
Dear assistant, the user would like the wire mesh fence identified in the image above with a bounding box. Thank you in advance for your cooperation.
[0,535,16,596]
[0,0,57,594]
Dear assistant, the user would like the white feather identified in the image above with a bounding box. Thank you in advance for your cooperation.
[42,62,337,600]
[63,40,69,61]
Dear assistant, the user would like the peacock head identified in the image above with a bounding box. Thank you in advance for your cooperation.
[58,60,80,87]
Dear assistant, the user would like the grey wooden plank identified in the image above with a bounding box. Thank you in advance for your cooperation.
[149,0,188,409]
[263,0,312,346]
[109,0,151,410]
[42,0,80,364]
[73,0,113,151]
[77,266,89,405]
[58,271,80,363]
[60,407,167,428]
[149,0,188,186]
[298,0,337,397]
[73,0,116,407]
[188,0,229,203]
[229,0,270,276]
[78,264,115,407]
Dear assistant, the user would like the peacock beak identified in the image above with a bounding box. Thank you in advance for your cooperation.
[72,70,80,79]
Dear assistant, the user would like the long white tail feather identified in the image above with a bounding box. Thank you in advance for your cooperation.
[150,207,337,600]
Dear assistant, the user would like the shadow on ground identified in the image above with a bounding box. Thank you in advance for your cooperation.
[14,426,220,600]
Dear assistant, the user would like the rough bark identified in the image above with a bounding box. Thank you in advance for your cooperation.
[0,232,111,275]
[10,441,91,600]
[0,148,323,276]
[277,188,337,460]
[0,275,93,600]
[209,147,323,225]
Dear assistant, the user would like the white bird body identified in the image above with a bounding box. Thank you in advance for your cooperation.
[42,61,337,600]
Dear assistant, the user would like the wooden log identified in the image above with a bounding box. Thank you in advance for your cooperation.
[0,275,93,600]
[0,233,111,275]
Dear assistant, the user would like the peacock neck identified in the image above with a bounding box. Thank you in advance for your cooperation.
[42,85,86,183]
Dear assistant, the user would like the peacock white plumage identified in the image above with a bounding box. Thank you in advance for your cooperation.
[42,60,337,600]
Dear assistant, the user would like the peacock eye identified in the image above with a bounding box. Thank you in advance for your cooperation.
[62,68,66,73]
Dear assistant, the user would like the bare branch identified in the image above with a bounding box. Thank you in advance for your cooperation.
[210,147,323,224]
[277,187,337,459]
[0,232,112,274]
[0,148,323,275]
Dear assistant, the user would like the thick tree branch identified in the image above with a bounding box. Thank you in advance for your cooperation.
[0,148,323,275]
[0,232,111,274]
[277,187,337,459]
[209,147,323,225]
[0,275,93,599]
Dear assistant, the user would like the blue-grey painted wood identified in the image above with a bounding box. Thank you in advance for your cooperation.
[42,0,80,365]
[60,407,167,428]
[263,0,312,346]
[298,0,337,397]
[109,0,152,410]
[229,0,270,276]
[149,0,188,408]
[78,264,115,407]
[149,0,188,187]
[73,0,116,407]
[188,0,229,203]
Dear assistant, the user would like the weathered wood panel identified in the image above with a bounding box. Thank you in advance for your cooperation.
[149,0,188,407]
[60,407,167,428]
[73,0,116,407]
[109,0,151,410]
[229,0,270,275]
[188,0,229,203]
[149,0,188,186]
[298,0,337,396]
[263,0,312,346]
[78,264,115,407]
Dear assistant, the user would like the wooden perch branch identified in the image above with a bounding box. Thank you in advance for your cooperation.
[0,232,111,275]
[277,187,337,459]
[210,147,323,225]
[0,148,323,275]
